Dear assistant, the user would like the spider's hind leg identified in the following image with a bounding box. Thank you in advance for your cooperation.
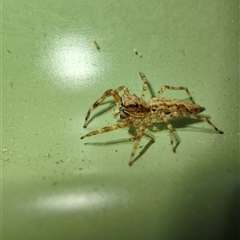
[187,114,224,134]
[157,85,196,104]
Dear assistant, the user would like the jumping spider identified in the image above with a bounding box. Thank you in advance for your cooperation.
[81,72,223,166]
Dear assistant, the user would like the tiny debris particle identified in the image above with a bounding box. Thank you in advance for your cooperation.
[3,148,8,153]
[93,40,100,50]
[133,49,143,58]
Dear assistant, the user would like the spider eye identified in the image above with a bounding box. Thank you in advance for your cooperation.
[128,104,137,108]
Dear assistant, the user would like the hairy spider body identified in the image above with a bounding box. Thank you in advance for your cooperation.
[81,72,223,166]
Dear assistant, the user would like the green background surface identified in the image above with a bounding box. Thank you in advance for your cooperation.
[2,0,239,239]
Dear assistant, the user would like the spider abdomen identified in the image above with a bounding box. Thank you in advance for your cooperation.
[150,97,205,117]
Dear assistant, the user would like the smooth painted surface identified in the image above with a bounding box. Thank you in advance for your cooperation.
[2,0,239,240]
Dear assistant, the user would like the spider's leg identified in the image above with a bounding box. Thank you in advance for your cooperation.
[161,113,179,152]
[186,115,224,134]
[81,119,132,139]
[139,72,149,100]
[129,124,147,166]
[157,86,196,104]
[83,86,127,128]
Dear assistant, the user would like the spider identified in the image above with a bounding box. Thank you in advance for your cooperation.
[81,72,223,165]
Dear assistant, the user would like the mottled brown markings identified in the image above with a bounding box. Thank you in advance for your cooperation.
[81,72,223,165]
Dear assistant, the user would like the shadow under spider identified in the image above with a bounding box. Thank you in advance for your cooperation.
[84,114,219,164]
[84,125,156,164]
[149,114,219,134]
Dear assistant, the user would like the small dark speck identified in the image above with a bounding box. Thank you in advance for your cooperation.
[79,168,82,170]
[55,161,59,164]
[7,49,11,53]
[115,150,118,152]
[53,182,57,186]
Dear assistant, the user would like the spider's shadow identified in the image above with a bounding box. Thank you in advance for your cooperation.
[131,116,216,165]
[146,80,156,98]
[84,125,156,165]
[84,115,219,165]
[149,115,216,133]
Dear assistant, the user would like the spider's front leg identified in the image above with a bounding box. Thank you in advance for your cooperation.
[139,72,156,99]
[83,86,128,128]
[81,119,132,139]
[139,72,149,100]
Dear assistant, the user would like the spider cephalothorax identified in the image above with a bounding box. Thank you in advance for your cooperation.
[120,94,150,118]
